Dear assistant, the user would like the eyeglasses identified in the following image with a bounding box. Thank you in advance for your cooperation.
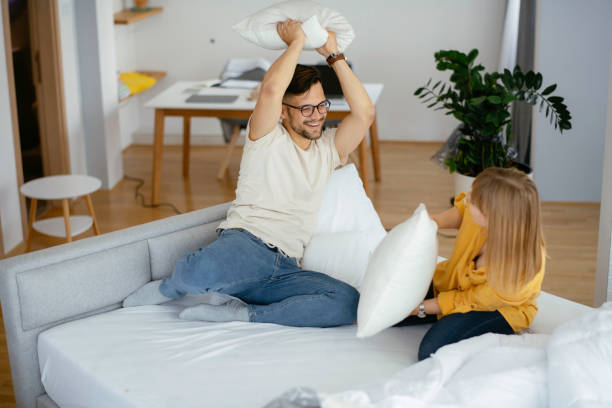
[282,99,331,117]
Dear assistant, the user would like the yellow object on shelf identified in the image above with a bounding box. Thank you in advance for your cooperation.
[114,7,162,25]
[119,72,157,95]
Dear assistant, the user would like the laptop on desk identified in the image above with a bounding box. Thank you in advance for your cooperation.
[310,63,352,100]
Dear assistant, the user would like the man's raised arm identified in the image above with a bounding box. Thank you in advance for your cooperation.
[249,20,305,141]
[317,33,375,162]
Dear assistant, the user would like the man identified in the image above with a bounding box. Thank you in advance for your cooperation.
[123,20,375,327]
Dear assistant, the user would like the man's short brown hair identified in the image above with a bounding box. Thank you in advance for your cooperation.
[284,64,322,97]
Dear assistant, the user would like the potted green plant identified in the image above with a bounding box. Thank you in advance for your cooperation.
[415,49,572,193]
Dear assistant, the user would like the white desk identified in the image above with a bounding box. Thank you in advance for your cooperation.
[145,81,383,205]
[20,175,101,251]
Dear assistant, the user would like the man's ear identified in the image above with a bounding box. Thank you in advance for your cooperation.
[280,105,288,122]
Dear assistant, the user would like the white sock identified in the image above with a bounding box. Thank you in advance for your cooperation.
[178,299,249,322]
[122,280,172,307]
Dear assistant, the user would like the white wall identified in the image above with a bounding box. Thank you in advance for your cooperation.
[595,40,612,305]
[113,0,143,150]
[74,0,123,189]
[532,0,612,202]
[58,0,87,175]
[97,0,123,187]
[498,0,520,72]
[0,5,24,253]
[114,0,505,146]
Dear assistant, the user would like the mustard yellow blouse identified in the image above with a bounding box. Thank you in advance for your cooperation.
[433,193,545,332]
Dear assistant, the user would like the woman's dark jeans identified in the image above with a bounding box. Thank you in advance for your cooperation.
[396,286,514,361]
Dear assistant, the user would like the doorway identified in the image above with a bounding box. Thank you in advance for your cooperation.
[5,0,71,224]
[8,0,42,183]
[2,0,72,251]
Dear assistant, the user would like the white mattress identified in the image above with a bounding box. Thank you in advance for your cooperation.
[38,301,429,408]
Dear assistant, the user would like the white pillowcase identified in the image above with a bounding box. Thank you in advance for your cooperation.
[313,164,384,235]
[233,0,355,51]
[302,164,386,288]
[357,204,439,338]
[302,229,386,289]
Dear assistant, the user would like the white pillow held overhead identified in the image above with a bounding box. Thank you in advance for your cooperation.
[233,0,355,51]
[357,204,438,338]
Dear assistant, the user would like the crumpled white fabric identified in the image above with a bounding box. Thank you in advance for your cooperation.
[547,302,612,408]
[322,333,549,408]
[321,303,612,408]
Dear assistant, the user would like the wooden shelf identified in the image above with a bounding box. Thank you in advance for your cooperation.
[114,7,162,25]
[119,71,167,104]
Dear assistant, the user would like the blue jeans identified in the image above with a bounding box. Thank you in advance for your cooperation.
[397,297,514,360]
[159,228,359,327]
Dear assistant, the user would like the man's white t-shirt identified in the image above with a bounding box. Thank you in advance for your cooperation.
[218,121,343,260]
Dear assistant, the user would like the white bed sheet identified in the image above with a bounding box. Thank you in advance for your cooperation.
[38,303,429,408]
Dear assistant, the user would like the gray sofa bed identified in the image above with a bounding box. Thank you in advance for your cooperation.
[0,202,231,407]
[0,201,592,408]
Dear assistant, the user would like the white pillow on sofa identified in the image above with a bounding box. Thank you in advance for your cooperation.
[302,229,386,288]
[233,0,355,51]
[302,164,386,288]
[313,164,384,234]
[357,204,438,338]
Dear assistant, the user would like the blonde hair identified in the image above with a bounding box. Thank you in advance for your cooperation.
[470,167,545,293]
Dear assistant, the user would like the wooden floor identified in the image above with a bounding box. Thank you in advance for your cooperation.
[0,142,600,406]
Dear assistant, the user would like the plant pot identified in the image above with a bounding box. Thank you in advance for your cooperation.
[453,172,475,196]
[452,163,534,197]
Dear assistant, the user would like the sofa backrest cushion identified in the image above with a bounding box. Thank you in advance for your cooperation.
[17,241,150,331]
[148,223,219,280]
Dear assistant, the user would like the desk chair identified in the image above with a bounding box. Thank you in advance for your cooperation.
[216,63,265,180]
[217,119,246,179]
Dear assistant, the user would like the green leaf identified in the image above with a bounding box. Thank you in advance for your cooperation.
[535,73,543,89]
[525,71,535,88]
[469,96,487,106]
[541,84,557,95]
[502,69,514,88]
[414,87,424,96]
[467,49,479,63]
[427,101,438,108]
[487,95,502,104]
[548,96,564,104]
[433,80,441,90]
[513,67,524,88]
[427,78,432,87]
[423,96,436,103]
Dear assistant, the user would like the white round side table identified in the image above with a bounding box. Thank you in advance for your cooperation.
[20,175,102,251]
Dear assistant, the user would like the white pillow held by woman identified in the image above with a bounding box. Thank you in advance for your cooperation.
[357,204,438,338]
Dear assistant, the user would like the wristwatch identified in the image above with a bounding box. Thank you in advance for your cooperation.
[417,302,426,318]
[326,52,345,65]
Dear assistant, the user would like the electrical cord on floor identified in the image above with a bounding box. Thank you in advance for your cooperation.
[437,231,458,238]
[123,175,182,215]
